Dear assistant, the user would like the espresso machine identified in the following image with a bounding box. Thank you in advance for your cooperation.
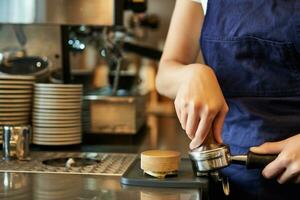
[0,0,151,135]
[0,0,148,82]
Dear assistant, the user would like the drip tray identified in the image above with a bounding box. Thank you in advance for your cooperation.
[0,152,137,176]
[42,157,101,168]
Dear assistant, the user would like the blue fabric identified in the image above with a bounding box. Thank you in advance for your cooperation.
[201,0,300,97]
[200,0,300,199]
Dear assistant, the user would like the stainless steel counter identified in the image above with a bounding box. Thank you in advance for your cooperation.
[0,173,201,200]
[0,115,209,200]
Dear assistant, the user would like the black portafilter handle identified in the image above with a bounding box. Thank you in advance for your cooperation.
[231,151,278,169]
[246,151,277,169]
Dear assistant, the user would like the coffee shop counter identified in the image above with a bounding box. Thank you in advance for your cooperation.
[0,115,216,200]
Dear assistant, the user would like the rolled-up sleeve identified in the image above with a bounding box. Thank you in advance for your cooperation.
[192,0,207,14]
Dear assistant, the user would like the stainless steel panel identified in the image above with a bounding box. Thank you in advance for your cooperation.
[0,0,122,25]
[0,152,137,176]
[0,172,202,200]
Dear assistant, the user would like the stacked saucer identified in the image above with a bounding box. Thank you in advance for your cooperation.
[0,75,35,142]
[32,84,83,145]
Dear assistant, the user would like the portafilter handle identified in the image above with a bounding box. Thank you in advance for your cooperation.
[231,151,277,169]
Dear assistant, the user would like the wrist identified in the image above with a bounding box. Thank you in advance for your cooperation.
[184,64,216,81]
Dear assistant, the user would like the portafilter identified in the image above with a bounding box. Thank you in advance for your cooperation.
[188,131,277,196]
[189,131,277,175]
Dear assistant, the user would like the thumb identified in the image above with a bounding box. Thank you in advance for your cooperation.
[250,140,287,154]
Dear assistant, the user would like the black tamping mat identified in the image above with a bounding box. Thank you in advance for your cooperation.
[120,158,209,188]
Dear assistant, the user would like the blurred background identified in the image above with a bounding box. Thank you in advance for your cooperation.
[0,0,177,113]
[0,0,205,142]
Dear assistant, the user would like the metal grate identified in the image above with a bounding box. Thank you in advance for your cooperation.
[0,152,137,176]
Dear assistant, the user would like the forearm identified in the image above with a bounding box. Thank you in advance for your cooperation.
[156,61,210,99]
[156,60,188,99]
[156,0,204,99]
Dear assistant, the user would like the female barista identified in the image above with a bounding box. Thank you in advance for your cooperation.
[156,0,300,199]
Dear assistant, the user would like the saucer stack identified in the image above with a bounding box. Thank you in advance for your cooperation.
[0,75,35,142]
[32,84,83,145]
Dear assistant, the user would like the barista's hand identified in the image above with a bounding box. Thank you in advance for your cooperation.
[174,64,228,149]
[251,134,300,184]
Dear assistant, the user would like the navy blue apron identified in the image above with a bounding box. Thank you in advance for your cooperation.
[200,1,300,199]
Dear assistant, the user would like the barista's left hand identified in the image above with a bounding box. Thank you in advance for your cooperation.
[250,134,300,184]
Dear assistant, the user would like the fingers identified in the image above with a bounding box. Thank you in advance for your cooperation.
[175,99,228,149]
[277,163,300,184]
[186,107,200,140]
[180,110,188,130]
[253,134,300,184]
[174,103,181,121]
[175,100,187,130]
[262,155,286,180]
[262,150,298,182]
[292,175,300,184]
[250,140,287,154]
[189,109,214,149]
[212,105,228,144]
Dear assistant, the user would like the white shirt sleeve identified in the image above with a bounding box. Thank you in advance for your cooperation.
[192,0,207,14]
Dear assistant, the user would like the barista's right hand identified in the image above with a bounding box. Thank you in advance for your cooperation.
[174,64,228,150]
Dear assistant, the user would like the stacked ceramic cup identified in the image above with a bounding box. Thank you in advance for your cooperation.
[32,84,83,145]
[0,75,35,143]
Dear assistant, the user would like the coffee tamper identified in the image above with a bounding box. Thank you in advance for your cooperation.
[189,131,277,196]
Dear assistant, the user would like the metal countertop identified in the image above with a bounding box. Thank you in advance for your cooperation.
[0,115,215,200]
